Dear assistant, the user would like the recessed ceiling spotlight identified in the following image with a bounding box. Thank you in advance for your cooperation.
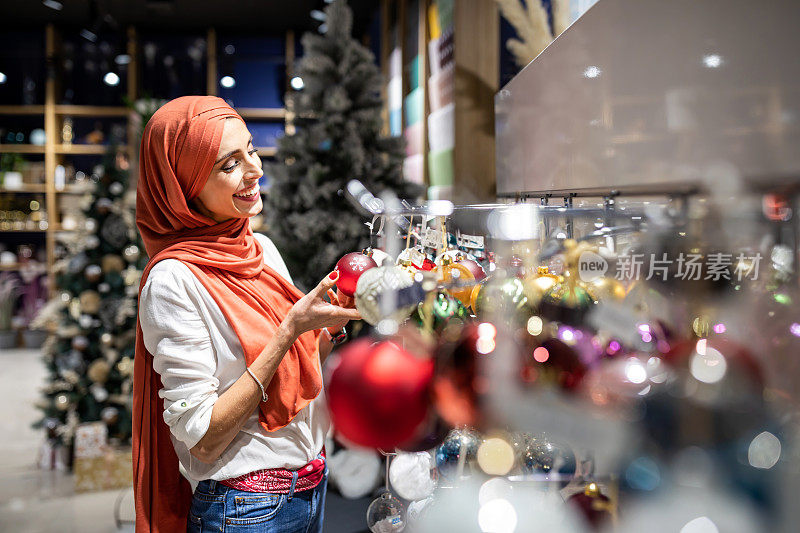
[583,65,601,79]
[42,0,63,10]
[319,23,328,34]
[114,54,131,65]
[0,72,7,84]
[290,76,304,90]
[220,75,236,89]
[703,53,723,68]
[103,72,120,86]
[224,44,235,55]
[310,9,327,21]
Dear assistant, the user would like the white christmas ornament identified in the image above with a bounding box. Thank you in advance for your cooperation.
[355,266,416,326]
[369,248,394,267]
[389,451,436,501]
[327,447,382,499]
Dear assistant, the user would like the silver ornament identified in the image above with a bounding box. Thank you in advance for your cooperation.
[355,266,416,326]
[366,492,405,533]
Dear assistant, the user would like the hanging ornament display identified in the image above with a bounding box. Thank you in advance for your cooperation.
[458,258,487,282]
[84,264,103,284]
[520,335,588,391]
[438,257,476,306]
[364,247,393,267]
[90,383,109,402]
[100,406,120,425]
[327,339,433,449]
[95,198,113,215]
[474,277,529,323]
[366,492,406,533]
[432,323,492,428]
[122,244,140,263]
[100,213,130,248]
[435,428,482,480]
[67,252,90,275]
[389,451,437,501]
[412,291,470,334]
[520,435,577,487]
[71,335,89,352]
[584,276,626,302]
[567,482,613,529]
[98,297,123,330]
[87,359,111,384]
[335,252,378,297]
[522,266,562,308]
[78,290,101,314]
[101,254,125,273]
[355,266,418,326]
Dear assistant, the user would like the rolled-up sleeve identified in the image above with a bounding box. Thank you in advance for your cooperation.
[139,270,219,450]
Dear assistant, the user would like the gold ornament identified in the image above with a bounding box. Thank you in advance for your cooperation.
[79,290,101,314]
[87,359,111,384]
[523,266,562,307]
[439,256,476,305]
[69,298,82,320]
[101,254,125,273]
[584,276,626,301]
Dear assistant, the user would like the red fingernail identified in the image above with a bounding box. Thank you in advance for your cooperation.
[329,271,338,280]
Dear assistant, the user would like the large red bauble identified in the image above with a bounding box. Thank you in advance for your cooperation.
[459,259,487,281]
[327,339,434,450]
[335,252,378,297]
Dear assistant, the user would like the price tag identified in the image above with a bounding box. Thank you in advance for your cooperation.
[420,228,444,249]
[457,233,485,250]
[408,248,426,268]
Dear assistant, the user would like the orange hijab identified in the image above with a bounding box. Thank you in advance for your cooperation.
[132,96,322,532]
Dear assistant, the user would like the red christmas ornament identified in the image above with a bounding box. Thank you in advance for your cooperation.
[335,252,378,297]
[420,258,435,271]
[327,339,434,450]
[459,259,487,281]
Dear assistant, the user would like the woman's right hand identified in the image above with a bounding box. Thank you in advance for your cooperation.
[285,271,362,338]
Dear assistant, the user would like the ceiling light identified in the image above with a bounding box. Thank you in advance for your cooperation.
[103,72,120,86]
[290,76,304,90]
[0,72,6,84]
[80,29,98,42]
[114,54,131,65]
[310,9,327,21]
[42,0,63,10]
[220,75,235,89]
[224,44,235,55]
[318,23,328,34]
[583,65,601,78]
[703,53,723,68]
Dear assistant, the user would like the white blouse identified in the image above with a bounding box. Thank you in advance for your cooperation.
[138,232,330,483]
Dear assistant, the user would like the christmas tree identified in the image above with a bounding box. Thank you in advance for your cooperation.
[266,0,421,290]
[33,141,147,454]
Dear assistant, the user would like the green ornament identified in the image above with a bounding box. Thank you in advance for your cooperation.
[412,291,469,333]
[542,280,595,309]
[475,277,529,323]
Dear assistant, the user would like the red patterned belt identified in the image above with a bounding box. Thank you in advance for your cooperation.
[220,449,326,494]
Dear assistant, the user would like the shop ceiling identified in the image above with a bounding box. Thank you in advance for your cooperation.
[0,0,378,35]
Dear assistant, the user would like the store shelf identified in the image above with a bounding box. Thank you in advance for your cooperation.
[0,105,45,115]
[0,262,22,271]
[0,228,48,233]
[0,145,46,154]
[236,108,285,120]
[0,185,46,193]
[55,184,93,194]
[55,144,110,155]
[54,105,130,117]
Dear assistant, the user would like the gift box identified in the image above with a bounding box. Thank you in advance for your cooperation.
[74,422,107,459]
[74,446,133,493]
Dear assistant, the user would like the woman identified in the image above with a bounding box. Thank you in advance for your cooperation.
[133,95,360,533]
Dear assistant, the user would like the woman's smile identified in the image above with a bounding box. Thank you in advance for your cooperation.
[233,183,260,202]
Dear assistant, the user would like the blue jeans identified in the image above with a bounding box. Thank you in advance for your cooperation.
[187,470,327,533]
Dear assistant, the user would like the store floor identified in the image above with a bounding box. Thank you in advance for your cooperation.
[0,348,370,533]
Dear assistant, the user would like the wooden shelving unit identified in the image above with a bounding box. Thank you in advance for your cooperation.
[2,24,293,297]
[381,0,499,202]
